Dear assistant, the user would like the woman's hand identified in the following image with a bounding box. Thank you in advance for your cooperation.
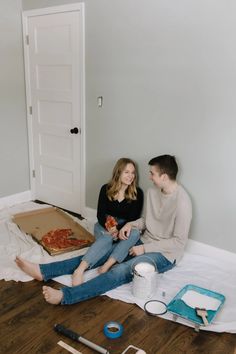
[107,226,118,238]
[118,223,132,240]
[129,245,145,256]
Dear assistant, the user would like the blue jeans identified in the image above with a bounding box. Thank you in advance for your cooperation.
[39,248,175,305]
[82,222,140,266]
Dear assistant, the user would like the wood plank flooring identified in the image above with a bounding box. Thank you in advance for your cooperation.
[0,279,235,354]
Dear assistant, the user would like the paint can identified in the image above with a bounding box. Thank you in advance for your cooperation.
[132,259,157,299]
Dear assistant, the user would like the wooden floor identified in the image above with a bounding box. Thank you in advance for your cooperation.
[0,279,235,354]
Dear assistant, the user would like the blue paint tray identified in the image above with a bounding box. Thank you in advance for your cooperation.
[167,284,225,326]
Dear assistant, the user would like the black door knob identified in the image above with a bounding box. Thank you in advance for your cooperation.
[70,127,79,134]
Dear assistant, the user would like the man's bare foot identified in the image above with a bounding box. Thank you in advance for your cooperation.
[15,256,43,281]
[72,269,84,286]
[42,286,63,305]
[98,257,116,274]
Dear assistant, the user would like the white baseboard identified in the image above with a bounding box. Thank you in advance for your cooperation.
[83,207,236,264]
[186,239,236,265]
[83,207,97,222]
[0,190,32,209]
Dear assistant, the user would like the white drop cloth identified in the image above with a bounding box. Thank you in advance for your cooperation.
[0,202,236,333]
[0,202,89,282]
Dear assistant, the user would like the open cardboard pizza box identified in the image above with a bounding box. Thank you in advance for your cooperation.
[12,206,95,256]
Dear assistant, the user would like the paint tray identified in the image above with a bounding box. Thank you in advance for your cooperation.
[167,284,225,326]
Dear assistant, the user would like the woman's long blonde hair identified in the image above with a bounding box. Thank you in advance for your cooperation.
[107,158,138,201]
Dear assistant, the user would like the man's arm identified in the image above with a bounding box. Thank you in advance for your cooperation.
[119,217,145,240]
[143,195,192,254]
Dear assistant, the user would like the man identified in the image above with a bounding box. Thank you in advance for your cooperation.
[16,155,192,305]
[120,155,192,267]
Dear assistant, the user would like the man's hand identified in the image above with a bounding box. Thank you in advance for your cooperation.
[118,223,132,240]
[129,245,145,256]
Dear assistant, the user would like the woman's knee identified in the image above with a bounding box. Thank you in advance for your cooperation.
[94,223,105,239]
[129,229,140,242]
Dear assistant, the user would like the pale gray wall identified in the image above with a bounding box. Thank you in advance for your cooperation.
[0,0,29,197]
[22,0,83,9]
[21,0,236,253]
[85,0,236,254]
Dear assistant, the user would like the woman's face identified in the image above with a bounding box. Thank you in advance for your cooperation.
[120,163,136,186]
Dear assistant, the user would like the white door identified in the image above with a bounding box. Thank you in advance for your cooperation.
[23,5,85,214]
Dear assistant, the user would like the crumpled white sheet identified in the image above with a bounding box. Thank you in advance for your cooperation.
[104,253,236,333]
[0,202,89,282]
[1,202,236,333]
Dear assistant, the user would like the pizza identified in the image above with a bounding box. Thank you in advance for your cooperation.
[105,215,118,231]
[41,228,91,252]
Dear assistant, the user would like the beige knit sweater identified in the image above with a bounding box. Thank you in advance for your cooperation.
[131,185,192,263]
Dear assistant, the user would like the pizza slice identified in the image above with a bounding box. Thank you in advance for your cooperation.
[41,228,91,253]
[105,215,118,231]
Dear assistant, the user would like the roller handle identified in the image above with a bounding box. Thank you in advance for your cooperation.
[54,324,110,354]
[54,324,80,342]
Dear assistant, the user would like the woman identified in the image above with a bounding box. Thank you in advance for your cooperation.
[73,158,143,284]
[15,158,143,297]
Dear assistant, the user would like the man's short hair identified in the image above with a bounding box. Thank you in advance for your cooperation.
[148,155,178,180]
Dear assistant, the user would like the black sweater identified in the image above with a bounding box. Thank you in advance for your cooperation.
[97,184,144,230]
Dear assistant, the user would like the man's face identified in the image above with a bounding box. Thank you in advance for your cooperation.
[149,165,165,188]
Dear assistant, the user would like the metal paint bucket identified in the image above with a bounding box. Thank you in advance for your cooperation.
[132,260,157,299]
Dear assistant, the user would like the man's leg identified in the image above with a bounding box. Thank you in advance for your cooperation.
[15,255,84,281]
[60,258,134,304]
[134,252,176,273]
[15,256,43,280]
[42,252,175,305]
[40,255,84,281]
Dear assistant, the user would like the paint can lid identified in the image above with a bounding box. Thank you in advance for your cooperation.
[144,300,167,316]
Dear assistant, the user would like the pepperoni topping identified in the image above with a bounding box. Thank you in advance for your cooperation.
[41,228,90,250]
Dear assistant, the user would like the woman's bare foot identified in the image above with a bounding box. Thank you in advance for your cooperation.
[72,269,84,286]
[71,260,89,286]
[42,286,63,305]
[98,257,116,274]
[15,256,43,281]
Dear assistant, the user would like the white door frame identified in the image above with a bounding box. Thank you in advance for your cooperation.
[22,3,86,216]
